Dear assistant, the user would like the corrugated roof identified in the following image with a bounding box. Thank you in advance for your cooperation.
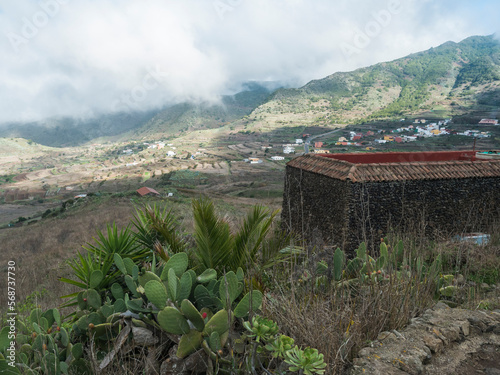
[137,187,161,196]
[287,154,500,182]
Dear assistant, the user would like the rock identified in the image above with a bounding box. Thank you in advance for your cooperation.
[391,329,405,339]
[456,320,470,336]
[160,347,207,375]
[468,316,487,332]
[377,331,397,342]
[440,326,461,342]
[439,300,457,308]
[485,368,500,375]
[132,326,159,346]
[422,334,443,353]
[481,283,490,290]
[349,306,500,375]
[358,347,374,357]
[433,301,450,310]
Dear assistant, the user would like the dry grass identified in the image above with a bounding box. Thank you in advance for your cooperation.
[0,197,137,317]
[264,259,436,374]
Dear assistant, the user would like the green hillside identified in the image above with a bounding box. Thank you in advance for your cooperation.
[244,35,500,130]
[2,36,500,145]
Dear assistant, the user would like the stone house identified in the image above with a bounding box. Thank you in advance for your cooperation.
[281,151,500,254]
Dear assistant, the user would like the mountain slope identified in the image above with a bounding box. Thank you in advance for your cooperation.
[127,82,276,139]
[0,111,158,147]
[0,82,276,146]
[243,35,500,130]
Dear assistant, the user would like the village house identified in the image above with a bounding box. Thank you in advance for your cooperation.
[352,134,362,141]
[314,141,324,148]
[479,119,498,125]
[270,156,285,161]
[137,187,161,197]
[282,151,500,253]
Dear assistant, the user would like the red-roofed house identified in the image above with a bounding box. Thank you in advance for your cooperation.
[137,187,161,197]
[479,119,498,125]
[314,141,324,148]
[352,135,362,141]
[395,137,403,143]
[282,151,500,253]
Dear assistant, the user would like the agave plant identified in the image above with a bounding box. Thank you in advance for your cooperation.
[132,204,187,260]
[59,223,147,306]
[84,223,145,261]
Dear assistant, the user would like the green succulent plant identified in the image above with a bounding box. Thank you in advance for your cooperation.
[284,346,327,375]
[243,315,279,342]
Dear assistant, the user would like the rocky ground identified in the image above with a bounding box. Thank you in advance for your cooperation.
[350,301,500,374]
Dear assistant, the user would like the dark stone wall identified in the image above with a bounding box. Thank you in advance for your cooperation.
[281,166,350,249]
[283,164,500,254]
[347,177,500,251]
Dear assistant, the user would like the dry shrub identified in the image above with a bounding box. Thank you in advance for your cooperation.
[265,264,436,374]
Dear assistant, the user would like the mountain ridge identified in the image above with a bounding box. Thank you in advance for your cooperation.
[2,35,499,146]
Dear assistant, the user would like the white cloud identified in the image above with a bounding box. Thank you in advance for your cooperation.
[0,0,498,123]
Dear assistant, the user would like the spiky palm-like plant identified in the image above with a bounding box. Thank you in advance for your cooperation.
[132,204,187,261]
[192,197,280,273]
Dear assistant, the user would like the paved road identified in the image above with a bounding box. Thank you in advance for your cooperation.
[304,127,343,153]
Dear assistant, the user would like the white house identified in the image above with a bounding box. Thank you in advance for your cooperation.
[295,139,304,144]
[283,146,295,154]
[270,156,285,161]
[167,151,176,157]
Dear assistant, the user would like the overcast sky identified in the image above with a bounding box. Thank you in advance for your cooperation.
[0,0,499,123]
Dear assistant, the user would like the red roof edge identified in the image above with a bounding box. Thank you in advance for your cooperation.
[319,150,477,164]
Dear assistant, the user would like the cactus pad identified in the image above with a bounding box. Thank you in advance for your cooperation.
[157,307,190,335]
[111,283,125,300]
[86,289,102,310]
[180,299,205,331]
[144,280,168,309]
[123,257,135,275]
[162,252,189,278]
[208,331,222,352]
[125,275,140,297]
[178,272,193,301]
[89,269,104,289]
[196,268,217,283]
[138,271,162,287]
[167,267,179,302]
[219,271,240,308]
[234,290,263,318]
[203,309,232,337]
[72,343,84,360]
[113,253,127,275]
[176,329,203,358]
[333,248,345,281]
